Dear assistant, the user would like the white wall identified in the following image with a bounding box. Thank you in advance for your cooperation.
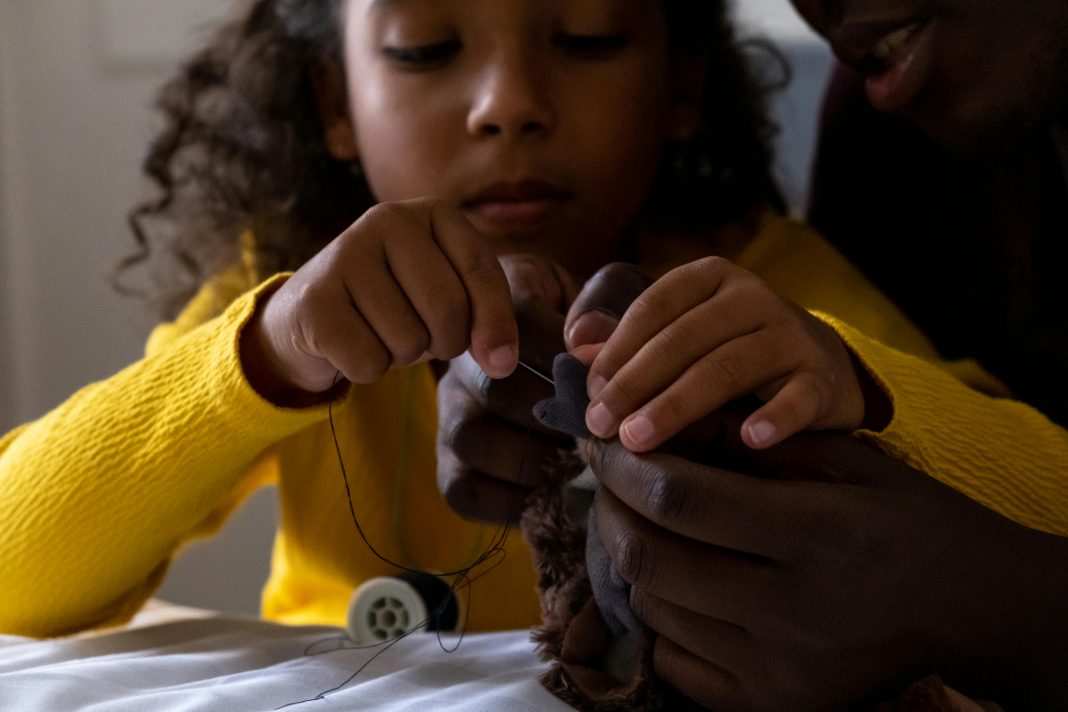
[0,0,231,429]
[0,0,831,616]
[0,0,276,615]
[0,4,14,431]
[732,0,833,211]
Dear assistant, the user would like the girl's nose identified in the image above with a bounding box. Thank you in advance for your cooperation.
[467,55,555,140]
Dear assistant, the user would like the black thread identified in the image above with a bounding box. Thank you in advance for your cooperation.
[277,370,528,708]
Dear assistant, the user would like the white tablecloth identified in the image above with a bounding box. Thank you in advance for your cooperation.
[0,601,574,711]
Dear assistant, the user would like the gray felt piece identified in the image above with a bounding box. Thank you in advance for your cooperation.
[532,354,591,439]
[532,353,639,635]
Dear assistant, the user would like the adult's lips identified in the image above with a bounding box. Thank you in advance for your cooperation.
[830,11,936,114]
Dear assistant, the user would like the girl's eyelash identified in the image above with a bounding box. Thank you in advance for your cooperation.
[380,34,628,67]
[381,40,461,66]
[555,34,630,56]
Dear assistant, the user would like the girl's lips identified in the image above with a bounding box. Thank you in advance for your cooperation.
[862,17,936,113]
[461,179,571,229]
[463,198,564,227]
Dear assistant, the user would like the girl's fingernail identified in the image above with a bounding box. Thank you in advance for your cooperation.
[621,415,655,449]
[588,374,607,400]
[488,345,516,376]
[586,401,615,437]
[746,420,776,447]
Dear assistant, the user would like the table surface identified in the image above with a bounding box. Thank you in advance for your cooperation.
[0,600,574,711]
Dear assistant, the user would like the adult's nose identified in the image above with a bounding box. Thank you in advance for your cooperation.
[466,51,555,140]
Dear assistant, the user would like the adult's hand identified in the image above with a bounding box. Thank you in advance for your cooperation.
[435,254,572,523]
[564,262,653,353]
[586,416,1068,710]
[436,261,650,523]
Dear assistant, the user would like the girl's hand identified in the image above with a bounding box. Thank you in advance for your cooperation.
[580,256,867,451]
[242,199,519,404]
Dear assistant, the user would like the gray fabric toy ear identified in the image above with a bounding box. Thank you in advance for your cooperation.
[532,353,592,439]
[533,353,641,638]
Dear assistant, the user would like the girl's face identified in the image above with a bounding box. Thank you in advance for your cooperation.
[336,0,695,276]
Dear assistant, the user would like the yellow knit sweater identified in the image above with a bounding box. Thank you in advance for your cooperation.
[1,215,1065,638]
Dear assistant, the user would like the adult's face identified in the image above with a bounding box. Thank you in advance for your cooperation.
[790,0,1068,150]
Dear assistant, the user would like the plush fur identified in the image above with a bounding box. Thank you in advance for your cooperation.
[520,448,700,711]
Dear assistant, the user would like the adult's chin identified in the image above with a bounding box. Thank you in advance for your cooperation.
[906,94,1042,158]
[908,65,1067,157]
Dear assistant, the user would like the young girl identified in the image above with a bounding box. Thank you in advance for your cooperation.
[0,0,1062,648]
[0,0,783,637]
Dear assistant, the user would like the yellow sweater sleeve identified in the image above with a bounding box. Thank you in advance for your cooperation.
[0,274,334,637]
[736,215,1067,536]
[827,317,1068,536]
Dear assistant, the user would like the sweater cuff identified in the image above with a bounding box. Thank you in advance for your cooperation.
[813,311,1068,534]
[213,273,350,427]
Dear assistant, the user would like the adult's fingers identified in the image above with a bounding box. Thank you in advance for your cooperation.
[585,439,848,558]
[437,370,569,487]
[435,449,532,525]
[436,354,575,524]
[653,636,742,711]
[634,591,768,712]
[631,589,751,668]
[563,263,652,350]
[428,201,519,378]
[658,406,887,487]
[594,486,775,622]
[499,253,579,312]
[448,352,560,436]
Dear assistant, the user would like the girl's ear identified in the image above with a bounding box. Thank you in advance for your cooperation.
[666,51,707,142]
[311,60,359,161]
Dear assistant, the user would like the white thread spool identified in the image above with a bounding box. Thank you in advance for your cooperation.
[346,572,460,644]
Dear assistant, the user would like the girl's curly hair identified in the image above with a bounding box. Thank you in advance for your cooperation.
[119,0,784,320]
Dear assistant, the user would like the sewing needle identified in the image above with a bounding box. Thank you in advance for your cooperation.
[517,359,555,386]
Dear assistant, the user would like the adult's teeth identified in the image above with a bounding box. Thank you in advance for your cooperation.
[873,22,919,61]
